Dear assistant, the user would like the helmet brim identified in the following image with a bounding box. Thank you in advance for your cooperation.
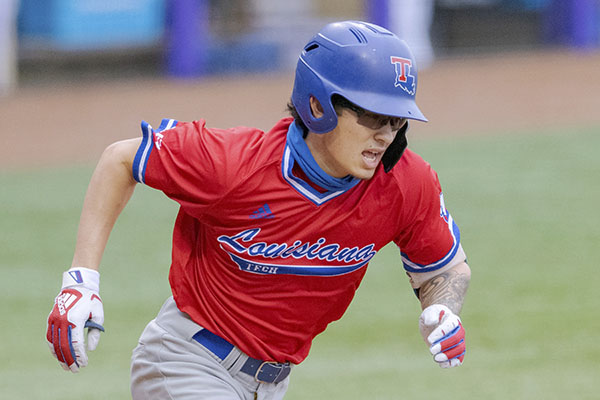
[334,88,428,122]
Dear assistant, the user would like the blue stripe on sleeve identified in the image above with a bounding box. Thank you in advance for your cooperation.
[157,118,178,132]
[132,121,154,184]
[401,218,461,273]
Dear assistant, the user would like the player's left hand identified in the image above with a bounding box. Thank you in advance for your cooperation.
[419,304,465,368]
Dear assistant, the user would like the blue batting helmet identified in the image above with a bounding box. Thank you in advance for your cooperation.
[291,20,427,134]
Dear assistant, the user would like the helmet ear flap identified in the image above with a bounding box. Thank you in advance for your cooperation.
[292,60,339,134]
[382,122,409,173]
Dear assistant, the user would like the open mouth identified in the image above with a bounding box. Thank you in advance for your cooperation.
[361,150,382,168]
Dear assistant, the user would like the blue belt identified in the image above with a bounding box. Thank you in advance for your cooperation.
[192,329,291,384]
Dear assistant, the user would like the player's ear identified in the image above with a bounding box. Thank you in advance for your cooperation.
[309,96,324,119]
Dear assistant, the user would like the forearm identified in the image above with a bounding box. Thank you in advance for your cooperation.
[418,261,471,315]
[71,139,140,271]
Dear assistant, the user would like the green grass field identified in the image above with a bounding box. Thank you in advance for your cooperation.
[1,126,599,399]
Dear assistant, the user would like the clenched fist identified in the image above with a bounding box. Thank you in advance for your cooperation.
[46,268,105,372]
[419,304,465,368]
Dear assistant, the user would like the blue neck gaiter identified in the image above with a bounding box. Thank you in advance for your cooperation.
[286,122,360,192]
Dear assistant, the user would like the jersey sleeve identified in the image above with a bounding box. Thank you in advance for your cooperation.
[393,160,464,274]
[131,118,243,218]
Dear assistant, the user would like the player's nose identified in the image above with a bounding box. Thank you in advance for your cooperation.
[374,125,396,147]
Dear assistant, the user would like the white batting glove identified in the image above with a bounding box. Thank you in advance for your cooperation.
[419,304,466,368]
[46,267,105,373]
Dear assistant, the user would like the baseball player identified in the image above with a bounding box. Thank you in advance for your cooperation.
[46,21,471,399]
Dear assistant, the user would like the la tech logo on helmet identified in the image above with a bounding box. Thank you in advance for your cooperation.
[390,56,416,96]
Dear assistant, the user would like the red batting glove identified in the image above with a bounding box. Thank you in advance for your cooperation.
[46,268,104,373]
[419,304,465,368]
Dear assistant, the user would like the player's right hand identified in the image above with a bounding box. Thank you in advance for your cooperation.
[46,268,105,373]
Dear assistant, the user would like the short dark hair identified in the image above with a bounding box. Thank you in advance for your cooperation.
[286,99,309,138]
[286,95,360,137]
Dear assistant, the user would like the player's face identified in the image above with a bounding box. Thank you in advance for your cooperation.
[306,100,406,180]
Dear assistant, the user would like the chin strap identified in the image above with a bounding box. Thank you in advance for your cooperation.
[382,122,409,173]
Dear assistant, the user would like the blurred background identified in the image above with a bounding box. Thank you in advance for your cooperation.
[1,1,600,399]
[2,0,600,168]
[2,0,599,90]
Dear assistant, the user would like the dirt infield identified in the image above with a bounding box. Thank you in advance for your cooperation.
[1,49,599,169]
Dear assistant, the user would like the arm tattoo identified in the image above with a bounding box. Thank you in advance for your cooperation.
[419,266,470,315]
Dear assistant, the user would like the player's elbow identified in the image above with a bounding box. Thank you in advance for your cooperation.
[101,138,141,172]
[98,138,142,183]
[453,261,471,281]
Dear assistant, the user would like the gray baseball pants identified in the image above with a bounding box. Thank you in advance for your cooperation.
[131,297,291,399]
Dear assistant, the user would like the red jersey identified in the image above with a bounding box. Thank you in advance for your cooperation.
[132,117,463,364]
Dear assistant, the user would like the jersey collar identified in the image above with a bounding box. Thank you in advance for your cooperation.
[282,121,360,205]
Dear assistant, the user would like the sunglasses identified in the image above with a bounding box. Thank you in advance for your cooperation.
[343,102,407,131]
